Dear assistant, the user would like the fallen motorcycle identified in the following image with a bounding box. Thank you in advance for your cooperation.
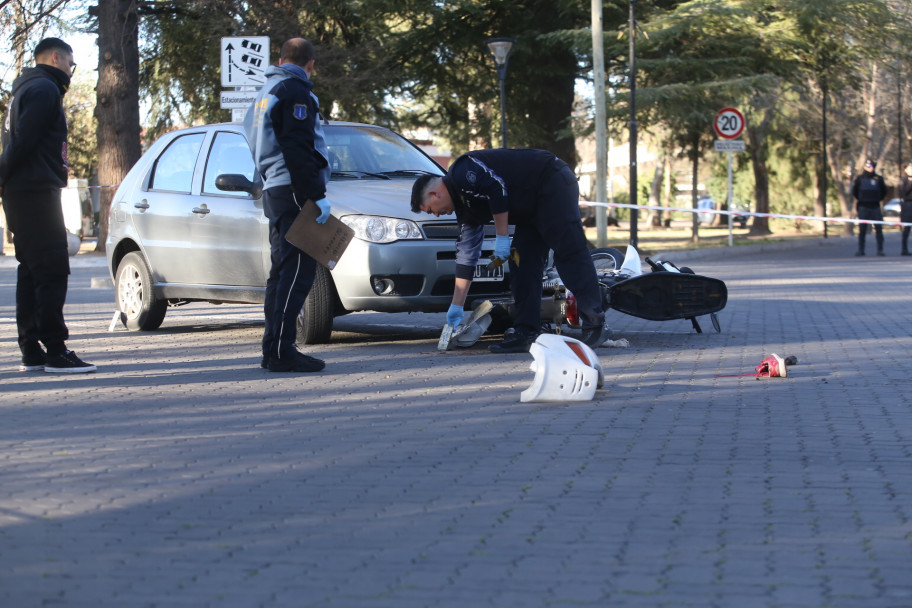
[484,244,727,336]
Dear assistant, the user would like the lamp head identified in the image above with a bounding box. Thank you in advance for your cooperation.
[486,37,515,67]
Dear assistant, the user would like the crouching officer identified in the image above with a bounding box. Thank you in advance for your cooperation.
[411,149,610,353]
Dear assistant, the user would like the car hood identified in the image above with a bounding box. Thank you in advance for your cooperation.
[327,179,423,221]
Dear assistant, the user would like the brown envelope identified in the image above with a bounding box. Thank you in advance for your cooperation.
[284,201,355,270]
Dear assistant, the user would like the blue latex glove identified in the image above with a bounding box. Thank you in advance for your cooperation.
[493,234,511,261]
[446,304,464,327]
[314,198,331,224]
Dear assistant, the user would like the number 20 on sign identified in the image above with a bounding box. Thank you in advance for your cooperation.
[714,107,745,140]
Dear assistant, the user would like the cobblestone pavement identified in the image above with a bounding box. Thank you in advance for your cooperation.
[1,235,911,608]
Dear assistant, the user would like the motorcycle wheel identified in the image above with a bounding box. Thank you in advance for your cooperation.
[590,247,625,272]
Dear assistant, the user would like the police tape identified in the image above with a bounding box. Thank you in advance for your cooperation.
[57,184,912,229]
[582,201,912,228]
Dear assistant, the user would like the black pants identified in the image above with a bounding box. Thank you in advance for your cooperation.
[901,202,912,252]
[857,205,884,252]
[262,186,317,360]
[2,188,70,355]
[508,163,604,333]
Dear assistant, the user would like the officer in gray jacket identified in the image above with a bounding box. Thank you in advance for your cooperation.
[244,38,330,372]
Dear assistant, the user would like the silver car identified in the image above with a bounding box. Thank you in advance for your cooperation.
[106,122,511,343]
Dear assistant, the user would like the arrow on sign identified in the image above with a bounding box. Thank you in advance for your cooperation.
[222,36,270,87]
[225,42,236,83]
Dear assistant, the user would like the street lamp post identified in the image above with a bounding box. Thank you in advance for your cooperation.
[628,0,638,248]
[486,37,515,148]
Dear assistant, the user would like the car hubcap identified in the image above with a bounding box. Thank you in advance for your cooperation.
[118,264,144,319]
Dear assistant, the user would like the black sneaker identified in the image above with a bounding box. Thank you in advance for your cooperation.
[580,324,611,349]
[489,328,539,354]
[19,347,47,372]
[261,356,270,369]
[267,352,325,373]
[44,350,97,374]
[855,250,865,257]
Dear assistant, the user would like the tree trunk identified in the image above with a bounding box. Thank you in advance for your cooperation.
[746,107,772,236]
[828,142,854,236]
[534,53,578,170]
[647,152,664,227]
[92,0,141,253]
[859,61,879,170]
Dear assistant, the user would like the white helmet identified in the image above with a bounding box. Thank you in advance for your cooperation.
[520,334,604,403]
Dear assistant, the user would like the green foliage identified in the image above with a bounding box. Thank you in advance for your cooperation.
[617,1,779,154]
[138,0,403,139]
[64,72,97,179]
[392,0,589,162]
[1,1,96,172]
[618,0,912,229]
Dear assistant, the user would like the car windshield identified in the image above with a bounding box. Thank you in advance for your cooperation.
[325,125,443,179]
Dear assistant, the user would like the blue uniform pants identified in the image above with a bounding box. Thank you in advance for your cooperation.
[508,164,604,333]
[857,205,884,252]
[262,185,317,360]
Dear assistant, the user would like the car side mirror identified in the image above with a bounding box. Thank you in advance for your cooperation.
[215,174,263,198]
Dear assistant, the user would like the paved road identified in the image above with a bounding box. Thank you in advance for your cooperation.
[1,235,911,607]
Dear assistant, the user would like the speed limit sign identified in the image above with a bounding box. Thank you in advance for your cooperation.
[714,107,745,139]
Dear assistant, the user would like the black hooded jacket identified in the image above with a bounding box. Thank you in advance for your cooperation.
[0,65,70,194]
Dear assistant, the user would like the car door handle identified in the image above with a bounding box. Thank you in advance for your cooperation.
[134,200,150,210]
[192,205,211,215]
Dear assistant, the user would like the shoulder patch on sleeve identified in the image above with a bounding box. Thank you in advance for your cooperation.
[293,104,308,120]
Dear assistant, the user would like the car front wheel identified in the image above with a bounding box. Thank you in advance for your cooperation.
[115,251,167,331]
[296,265,335,344]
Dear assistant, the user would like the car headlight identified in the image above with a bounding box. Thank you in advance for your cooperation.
[340,215,423,243]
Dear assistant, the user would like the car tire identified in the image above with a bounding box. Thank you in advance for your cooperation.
[590,247,625,272]
[297,265,335,345]
[115,251,167,331]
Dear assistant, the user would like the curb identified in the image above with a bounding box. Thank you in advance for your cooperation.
[2,236,854,269]
[653,235,854,263]
[0,253,107,269]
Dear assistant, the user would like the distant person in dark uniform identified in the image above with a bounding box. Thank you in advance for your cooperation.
[411,149,610,353]
[0,37,95,373]
[852,158,887,257]
[899,162,912,256]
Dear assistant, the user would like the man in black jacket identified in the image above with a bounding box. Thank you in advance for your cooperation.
[0,38,95,373]
[411,149,610,353]
[851,158,888,257]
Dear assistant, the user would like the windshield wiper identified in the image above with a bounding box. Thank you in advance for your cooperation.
[376,169,439,177]
[330,170,391,180]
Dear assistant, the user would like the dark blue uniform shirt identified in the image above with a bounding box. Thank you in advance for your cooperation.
[443,149,560,278]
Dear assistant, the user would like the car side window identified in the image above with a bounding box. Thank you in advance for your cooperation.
[149,132,205,193]
[203,132,257,197]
